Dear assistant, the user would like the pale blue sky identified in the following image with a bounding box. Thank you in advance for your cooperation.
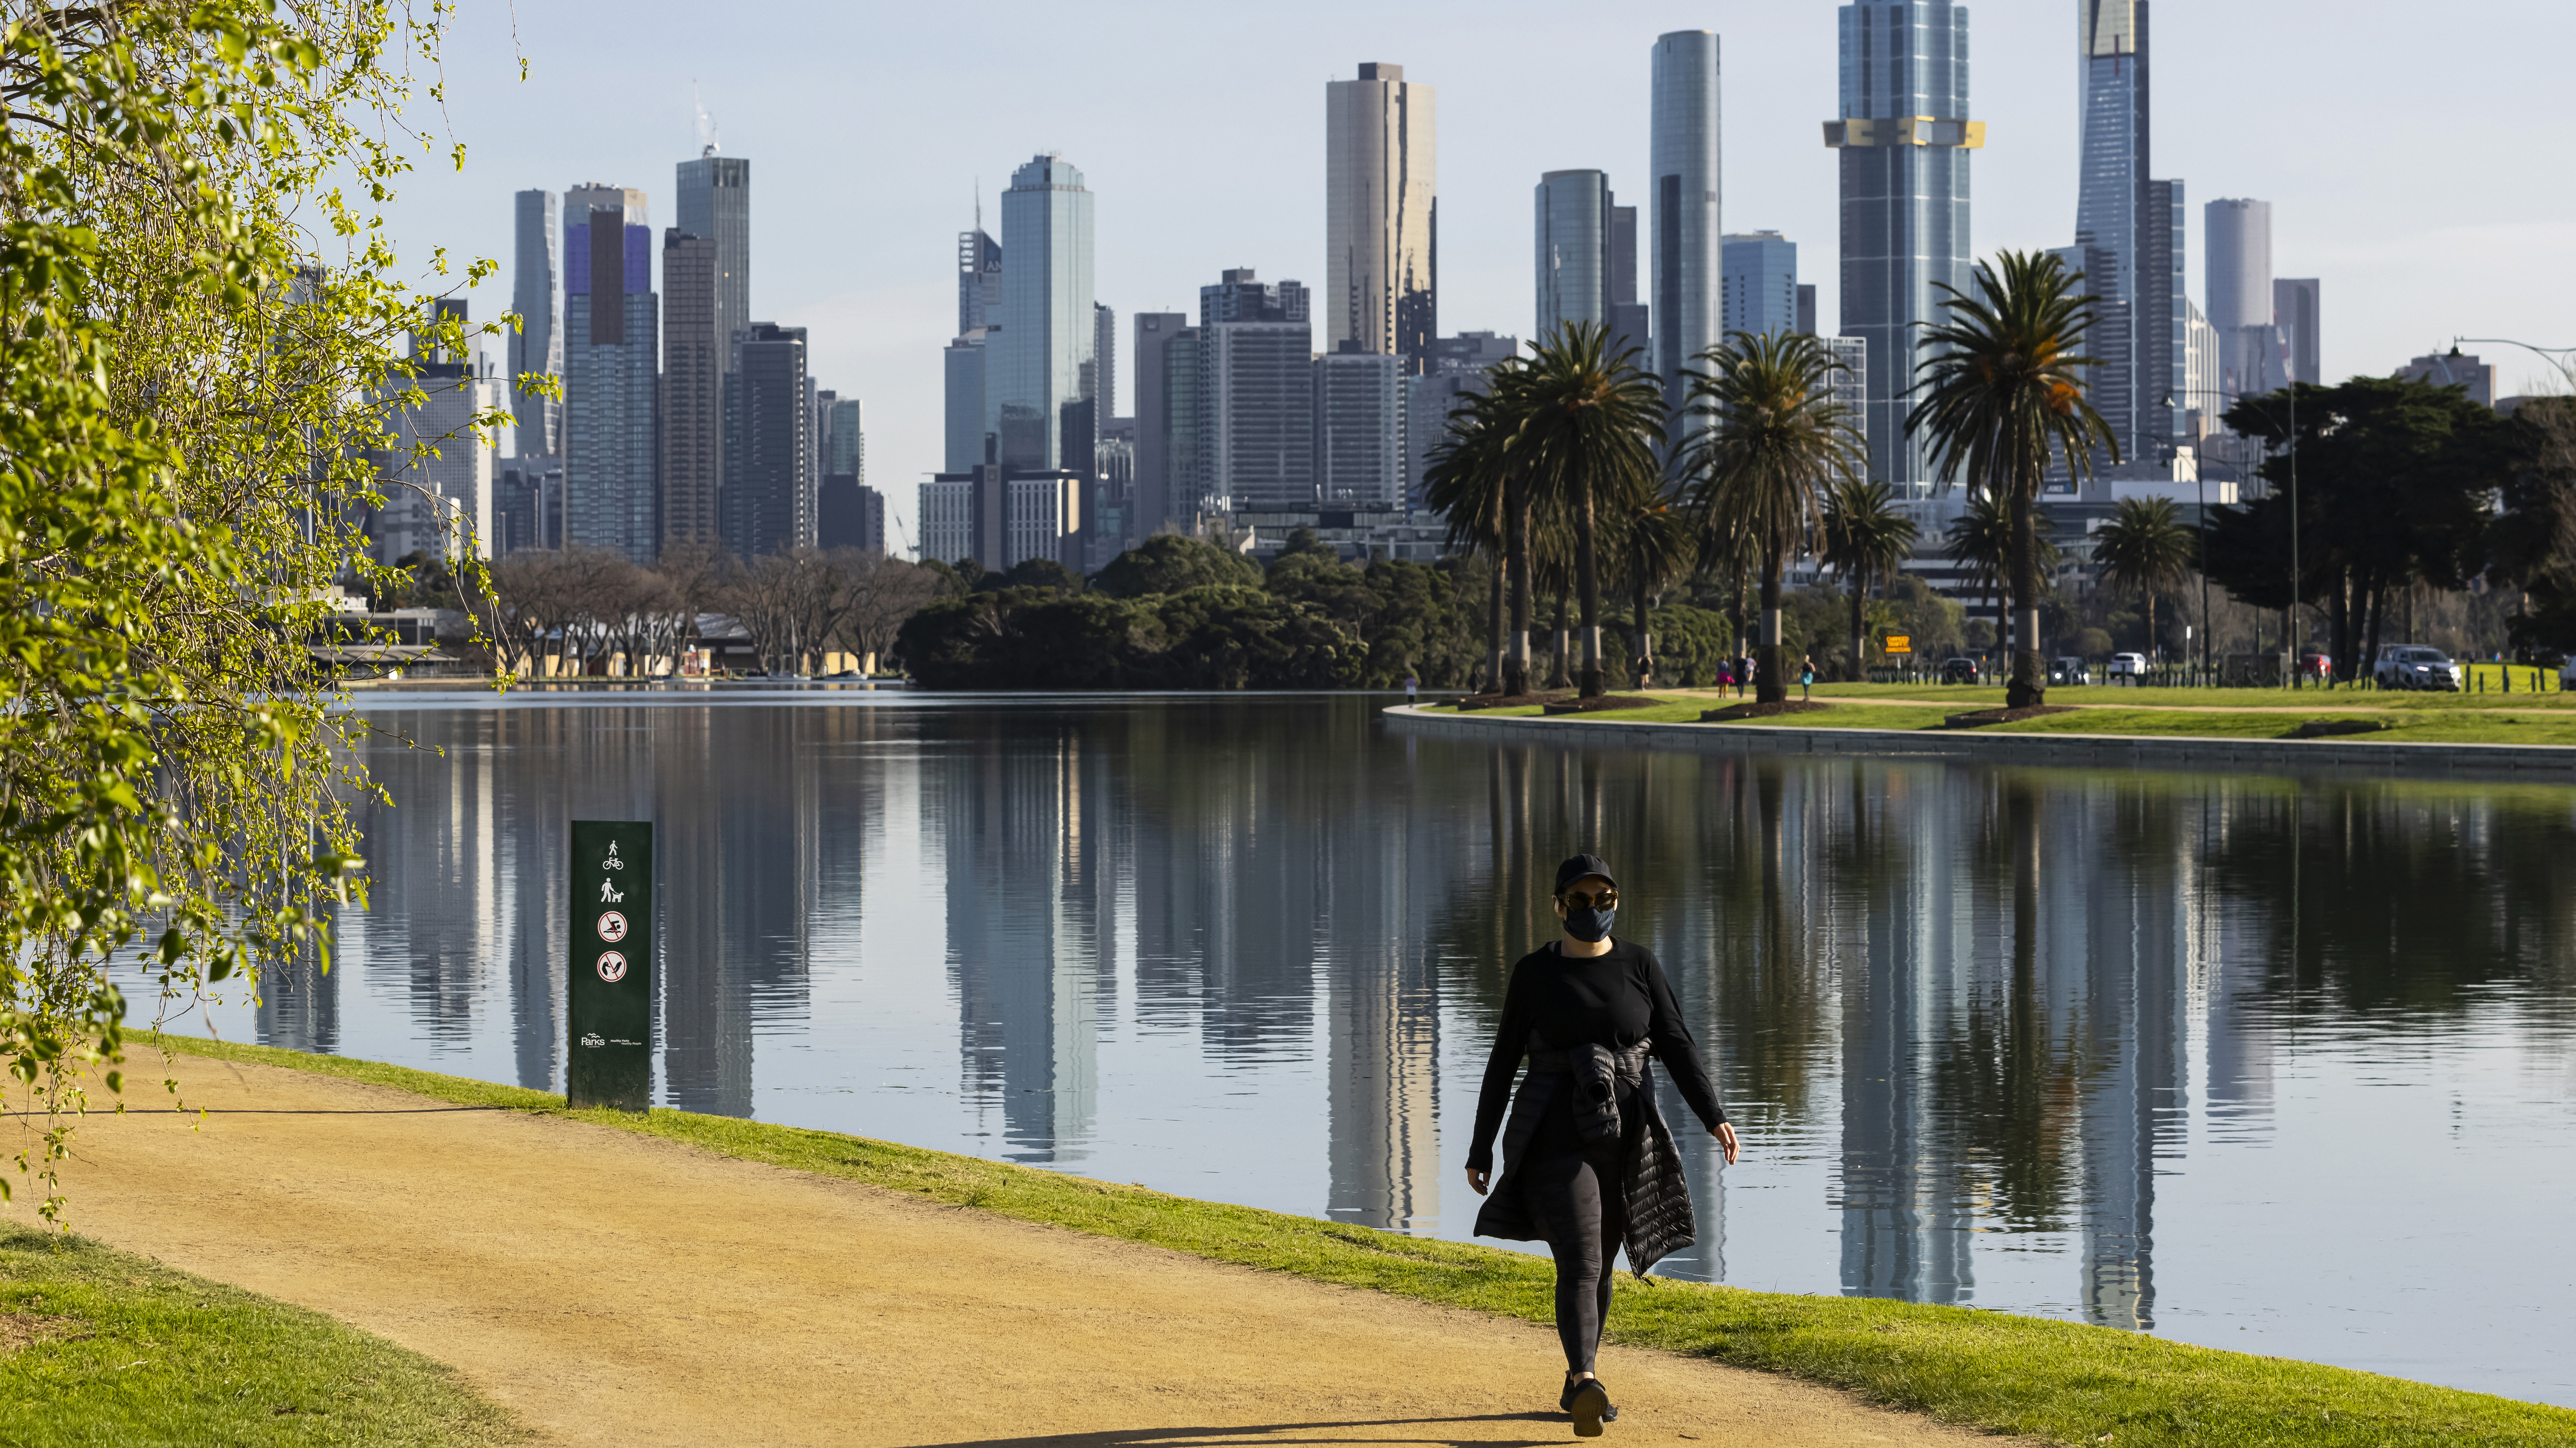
[378,1,2575,546]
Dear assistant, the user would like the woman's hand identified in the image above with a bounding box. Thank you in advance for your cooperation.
[1466,1167,1491,1196]
[1716,1122,1740,1165]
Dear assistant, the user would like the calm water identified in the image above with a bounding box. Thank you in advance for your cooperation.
[157,691,2576,1404]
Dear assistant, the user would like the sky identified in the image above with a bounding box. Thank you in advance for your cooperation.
[372,1,2576,550]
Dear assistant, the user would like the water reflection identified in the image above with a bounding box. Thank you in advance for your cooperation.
[176,694,2576,1405]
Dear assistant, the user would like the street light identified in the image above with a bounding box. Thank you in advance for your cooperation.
[2453,337,2576,396]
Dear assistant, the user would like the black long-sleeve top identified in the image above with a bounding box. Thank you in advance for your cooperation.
[1466,940,1729,1173]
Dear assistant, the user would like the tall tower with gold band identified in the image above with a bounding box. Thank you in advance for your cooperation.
[1827,2,1980,495]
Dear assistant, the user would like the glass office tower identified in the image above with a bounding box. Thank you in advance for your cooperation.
[1651,31,1722,426]
[1325,62,1437,372]
[988,153,1095,472]
[1534,170,1610,343]
[562,185,657,562]
[676,152,751,366]
[509,189,561,456]
[1720,231,1799,340]
[1828,3,1978,493]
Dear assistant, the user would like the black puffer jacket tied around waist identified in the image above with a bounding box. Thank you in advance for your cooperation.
[1466,940,1728,1279]
[1471,1038,1698,1275]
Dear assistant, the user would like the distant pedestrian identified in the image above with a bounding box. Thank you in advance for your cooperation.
[1800,659,1815,700]
[1405,671,1419,706]
[1467,854,1738,1437]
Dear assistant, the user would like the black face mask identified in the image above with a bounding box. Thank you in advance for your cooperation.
[1563,905,1616,943]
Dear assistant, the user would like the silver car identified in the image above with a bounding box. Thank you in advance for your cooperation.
[2372,646,2458,691]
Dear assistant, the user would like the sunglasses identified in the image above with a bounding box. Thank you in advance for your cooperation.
[1559,889,1619,910]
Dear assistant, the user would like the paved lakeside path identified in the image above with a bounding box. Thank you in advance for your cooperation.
[44,1057,2009,1448]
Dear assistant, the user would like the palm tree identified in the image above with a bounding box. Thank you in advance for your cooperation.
[1513,322,1666,697]
[1818,477,1920,681]
[1422,387,1516,693]
[1946,494,2060,668]
[2093,495,2196,664]
[1907,251,2120,708]
[1679,332,1868,702]
[1615,501,1697,687]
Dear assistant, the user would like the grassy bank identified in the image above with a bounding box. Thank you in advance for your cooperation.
[143,1034,2576,1447]
[1421,689,2576,747]
[0,1225,524,1447]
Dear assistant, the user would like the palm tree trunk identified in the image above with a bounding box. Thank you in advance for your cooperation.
[1757,544,1787,703]
[1632,565,1653,689]
[1848,566,1867,684]
[2145,592,2158,672]
[1506,503,1532,696]
[1485,550,1505,694]
[2008,489,2044,708]
[1575,477,1603,698]
[1547,590,1570,689]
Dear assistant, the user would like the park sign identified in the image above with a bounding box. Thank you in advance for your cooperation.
[1885,634,1914,656]
[568,820,653,1111]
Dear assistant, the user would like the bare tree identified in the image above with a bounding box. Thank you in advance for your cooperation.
[724,548,841,675]
[824,548,941,669]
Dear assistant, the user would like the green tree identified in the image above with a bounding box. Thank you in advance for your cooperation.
[2093,496,2195,660]
[1945,493,2057,665]
[1614,501,1697,686]
[0,4,494,1216]
[1679,332,1866,702]
[1421,385,1519,692]
[1514,322,1666,697]
[1907,251,2119,706]
[1818,478,1920,681]
[2211,377,2510,680]
[1092,533,1261,598]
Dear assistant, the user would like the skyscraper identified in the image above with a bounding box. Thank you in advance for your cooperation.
[675,152,750,366]
[1652,31,1722,422]
[379,298,502,563]
[1092,301,1118,424]
[1827,4,1978,492]
[2069,1,2180,460]
[2273,277,2320,385]
[660,229,720,549]
[724,321,812,557]
[958,224,1002,334]
[1316,345,1404,510]
[1325,63,1437,372]
[2205,198,2274,398]
[509,189,561,456]
[1606,201,1647,366]
[1720,231,1798,340]
[1132,311,1188,534]
[824,396,865,480]
[1403,332,1520,512]
[1198,269,1313,514]
[1534,170,1610,344]
[562,185,658,562]
[989,153,1095,472]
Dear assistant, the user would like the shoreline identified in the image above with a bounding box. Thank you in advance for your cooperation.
[1386,702,2576,783]
[85,1033,2576,1447]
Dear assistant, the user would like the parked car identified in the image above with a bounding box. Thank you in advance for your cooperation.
[2107,652,2148,683]
[2049,656,2091,685]
[1940,657,1981,684]
[2298,651,2333,683]
[2372,645,2459,691]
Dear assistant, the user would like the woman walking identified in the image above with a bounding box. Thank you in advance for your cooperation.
[1467,854,1739,1436]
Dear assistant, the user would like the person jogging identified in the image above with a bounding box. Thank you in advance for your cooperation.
[1466,854,1738,1436]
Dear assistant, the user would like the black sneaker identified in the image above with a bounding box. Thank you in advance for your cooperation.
[1566,1378,1612,1437]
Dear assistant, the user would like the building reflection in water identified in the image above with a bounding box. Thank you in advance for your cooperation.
[218,695,2576,1401]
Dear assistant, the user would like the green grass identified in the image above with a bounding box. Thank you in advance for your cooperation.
[0,1226,524,1448]
[138,1033,2576,1447]
[1815,680,2576,712]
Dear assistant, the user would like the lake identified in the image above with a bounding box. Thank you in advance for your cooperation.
[158,689,2576,1405]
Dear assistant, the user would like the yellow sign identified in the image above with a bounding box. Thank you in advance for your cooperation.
[1885,634,1914,656]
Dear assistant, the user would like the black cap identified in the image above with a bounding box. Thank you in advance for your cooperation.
[1554,853,1617,895]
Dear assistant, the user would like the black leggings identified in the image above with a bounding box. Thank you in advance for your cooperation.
[1522,1139,1628,1373]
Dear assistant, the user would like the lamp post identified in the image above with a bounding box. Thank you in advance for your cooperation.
[2452,337,2576,396]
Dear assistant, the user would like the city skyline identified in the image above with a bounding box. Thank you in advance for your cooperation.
[381,3,2573,551]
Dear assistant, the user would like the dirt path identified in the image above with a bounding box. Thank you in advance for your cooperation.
[34,1058,2007,1448]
